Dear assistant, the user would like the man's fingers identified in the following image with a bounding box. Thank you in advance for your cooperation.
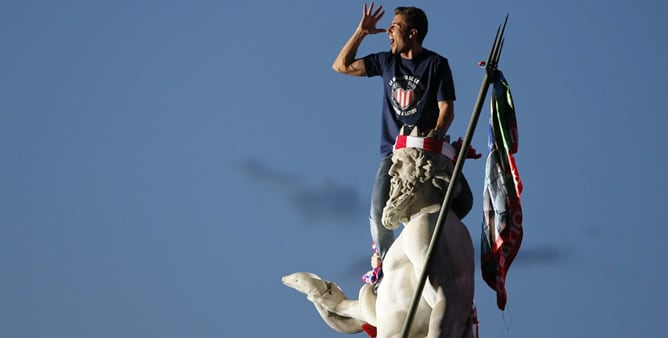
[361,2,385,34]
[373,6,384,20]
[365,2,383,18]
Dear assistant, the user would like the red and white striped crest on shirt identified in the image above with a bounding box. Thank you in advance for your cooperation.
[393,88,414,110]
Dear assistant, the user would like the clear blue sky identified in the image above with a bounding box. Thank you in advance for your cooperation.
[2,1,667,337]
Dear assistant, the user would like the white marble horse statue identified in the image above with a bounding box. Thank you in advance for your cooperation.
[282,128,475,338]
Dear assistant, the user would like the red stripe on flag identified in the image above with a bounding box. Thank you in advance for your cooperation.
[507,153,523,196]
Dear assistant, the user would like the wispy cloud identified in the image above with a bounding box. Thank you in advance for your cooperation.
[512,245,570,265]
[239,159,367,225]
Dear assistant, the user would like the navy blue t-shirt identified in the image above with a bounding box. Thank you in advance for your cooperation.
[363,49,456,156]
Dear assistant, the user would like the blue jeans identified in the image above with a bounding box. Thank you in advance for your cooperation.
[369,154,473,259]
[369,154,395,259]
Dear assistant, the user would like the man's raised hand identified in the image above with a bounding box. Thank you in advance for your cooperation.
[358,2,385,35]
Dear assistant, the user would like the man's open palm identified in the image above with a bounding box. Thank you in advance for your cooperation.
[359,2,385,35]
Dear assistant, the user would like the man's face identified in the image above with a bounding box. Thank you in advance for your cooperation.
[387,14,411,54]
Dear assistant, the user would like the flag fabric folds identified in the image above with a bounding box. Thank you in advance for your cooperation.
[481,70,523,311]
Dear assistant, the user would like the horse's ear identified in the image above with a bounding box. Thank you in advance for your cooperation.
[409,126,420,137]
[399,125,408,135]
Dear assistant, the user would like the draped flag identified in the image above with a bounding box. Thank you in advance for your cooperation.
[481,70,523,311]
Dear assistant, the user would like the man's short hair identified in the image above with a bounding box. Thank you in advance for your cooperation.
[395,7,428,43]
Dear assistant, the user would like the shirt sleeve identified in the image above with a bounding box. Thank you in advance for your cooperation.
[363,53,384,78]
[437,58,456,101]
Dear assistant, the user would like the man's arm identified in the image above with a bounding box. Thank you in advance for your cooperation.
[435,100,455,134]
[332,30,369,76]
[332,2,385,76]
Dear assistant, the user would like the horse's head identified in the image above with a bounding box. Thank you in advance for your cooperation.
[382,127,458,230]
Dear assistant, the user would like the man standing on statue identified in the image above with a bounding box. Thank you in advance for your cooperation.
[332,3,473,278]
